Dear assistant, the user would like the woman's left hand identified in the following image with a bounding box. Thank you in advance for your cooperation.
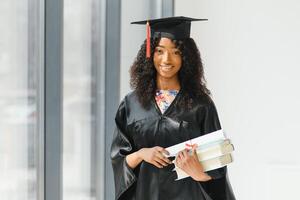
[175,145,212,182]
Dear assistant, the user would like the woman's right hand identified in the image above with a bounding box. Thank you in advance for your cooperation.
[137,146,172,168]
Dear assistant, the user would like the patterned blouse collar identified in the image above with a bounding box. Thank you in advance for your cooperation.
[155,89,179,114]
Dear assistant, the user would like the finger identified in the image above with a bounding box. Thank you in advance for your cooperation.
[178,151,184,159]
[174,154,179,165]
[156,158,168,166]
[161,149,170,156]
[192,144,198,152]
[155,147,170,158]
[176,150,186,161]
[152,161,163,168]
[154,157,169,166]
[175,156,181,167]
[159,156,172,164]
[155,146,165,152]
[156,152,172,164]
[192,146,198,157]
[182,149,189,157]
[155,146,170,156]
[155,151,165,159]
[176,152,182,160]
[164,157,172,164]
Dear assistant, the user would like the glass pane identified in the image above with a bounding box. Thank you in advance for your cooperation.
[0,0,42,200]
[63,0,97,199]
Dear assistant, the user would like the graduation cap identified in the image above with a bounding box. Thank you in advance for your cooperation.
[131,16,207,58]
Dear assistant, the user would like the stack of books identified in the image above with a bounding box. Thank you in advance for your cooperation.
[165,130,234,180]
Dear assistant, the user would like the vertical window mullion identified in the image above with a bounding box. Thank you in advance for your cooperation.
[105,0,121,199]
[44,0,63,200]
[33,0,45,199]
[96,0,106,199]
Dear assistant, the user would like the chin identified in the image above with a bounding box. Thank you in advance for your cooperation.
[159,73,177,79]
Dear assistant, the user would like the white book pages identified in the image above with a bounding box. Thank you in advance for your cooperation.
[197,141,234,161]
[171,140,234,163]
[165,129,225,157]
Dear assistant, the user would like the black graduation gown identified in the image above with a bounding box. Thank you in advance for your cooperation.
[111,90,235,200]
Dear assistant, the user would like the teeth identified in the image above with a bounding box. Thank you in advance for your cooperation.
[161,65,172,69]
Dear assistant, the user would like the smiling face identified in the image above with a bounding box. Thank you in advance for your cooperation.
[153,37,182,82]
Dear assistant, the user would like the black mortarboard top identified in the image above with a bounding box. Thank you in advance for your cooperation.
[131,16,207,58]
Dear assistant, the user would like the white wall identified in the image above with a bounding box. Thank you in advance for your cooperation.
[120,0,153,98]
[120,0,174,98]
[175,0,300,199]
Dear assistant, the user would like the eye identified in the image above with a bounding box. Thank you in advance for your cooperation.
[155,48,164,54]
[173,50,181,56]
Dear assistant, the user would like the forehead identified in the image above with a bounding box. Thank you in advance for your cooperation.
[157,37,177,48]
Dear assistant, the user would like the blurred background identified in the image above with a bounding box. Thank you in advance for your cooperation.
[1,0,300,200]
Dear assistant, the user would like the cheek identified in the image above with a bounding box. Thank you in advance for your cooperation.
[175,58,182,69]
[153,54,161,69]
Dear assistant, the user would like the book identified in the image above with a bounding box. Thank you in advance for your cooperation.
[165,129,226,157]
[171,139,234,163]
[196,139,234,161]
[163,129,234,181]
[174,154,233,180]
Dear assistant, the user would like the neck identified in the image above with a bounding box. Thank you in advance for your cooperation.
[156,76,181,90]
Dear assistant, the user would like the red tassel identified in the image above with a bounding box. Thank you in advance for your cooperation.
[146,21,151,58]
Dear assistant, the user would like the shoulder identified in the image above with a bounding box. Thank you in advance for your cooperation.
[123,90,152,112]
[120,91,139,108]
[115,91,136,116]
[123,91,138,102]
[192,94,222,132]
[115,91,139,125]
[190,94,220,119]
[191,93,215,108]
[118,91,151,123]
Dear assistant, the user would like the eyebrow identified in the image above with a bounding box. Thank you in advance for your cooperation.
[156,45,179,49]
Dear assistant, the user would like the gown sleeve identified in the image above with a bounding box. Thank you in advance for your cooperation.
[110,100,137,200]
[199,99,236,200]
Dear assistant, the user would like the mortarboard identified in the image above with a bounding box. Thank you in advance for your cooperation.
[131,16,207,58]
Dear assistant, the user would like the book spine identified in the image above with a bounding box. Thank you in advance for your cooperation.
[197,143,234,161]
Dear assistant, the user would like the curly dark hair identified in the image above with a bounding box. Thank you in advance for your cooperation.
[130,37,211,109]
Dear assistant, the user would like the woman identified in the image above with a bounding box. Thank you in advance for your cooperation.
[111,16,235,200]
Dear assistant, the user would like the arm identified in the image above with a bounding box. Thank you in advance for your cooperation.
[175,99,224,182]
[196,99,236,199]
[175,146,212,182]
[126,146,172,169]
[110,100,137,200]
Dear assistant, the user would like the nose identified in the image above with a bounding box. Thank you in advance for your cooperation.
[162,51,171,64]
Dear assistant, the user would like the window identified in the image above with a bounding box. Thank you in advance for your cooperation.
[63,0,97,199]
[0,0,43,199]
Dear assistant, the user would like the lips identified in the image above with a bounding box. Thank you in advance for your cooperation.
[160,65,173,72]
